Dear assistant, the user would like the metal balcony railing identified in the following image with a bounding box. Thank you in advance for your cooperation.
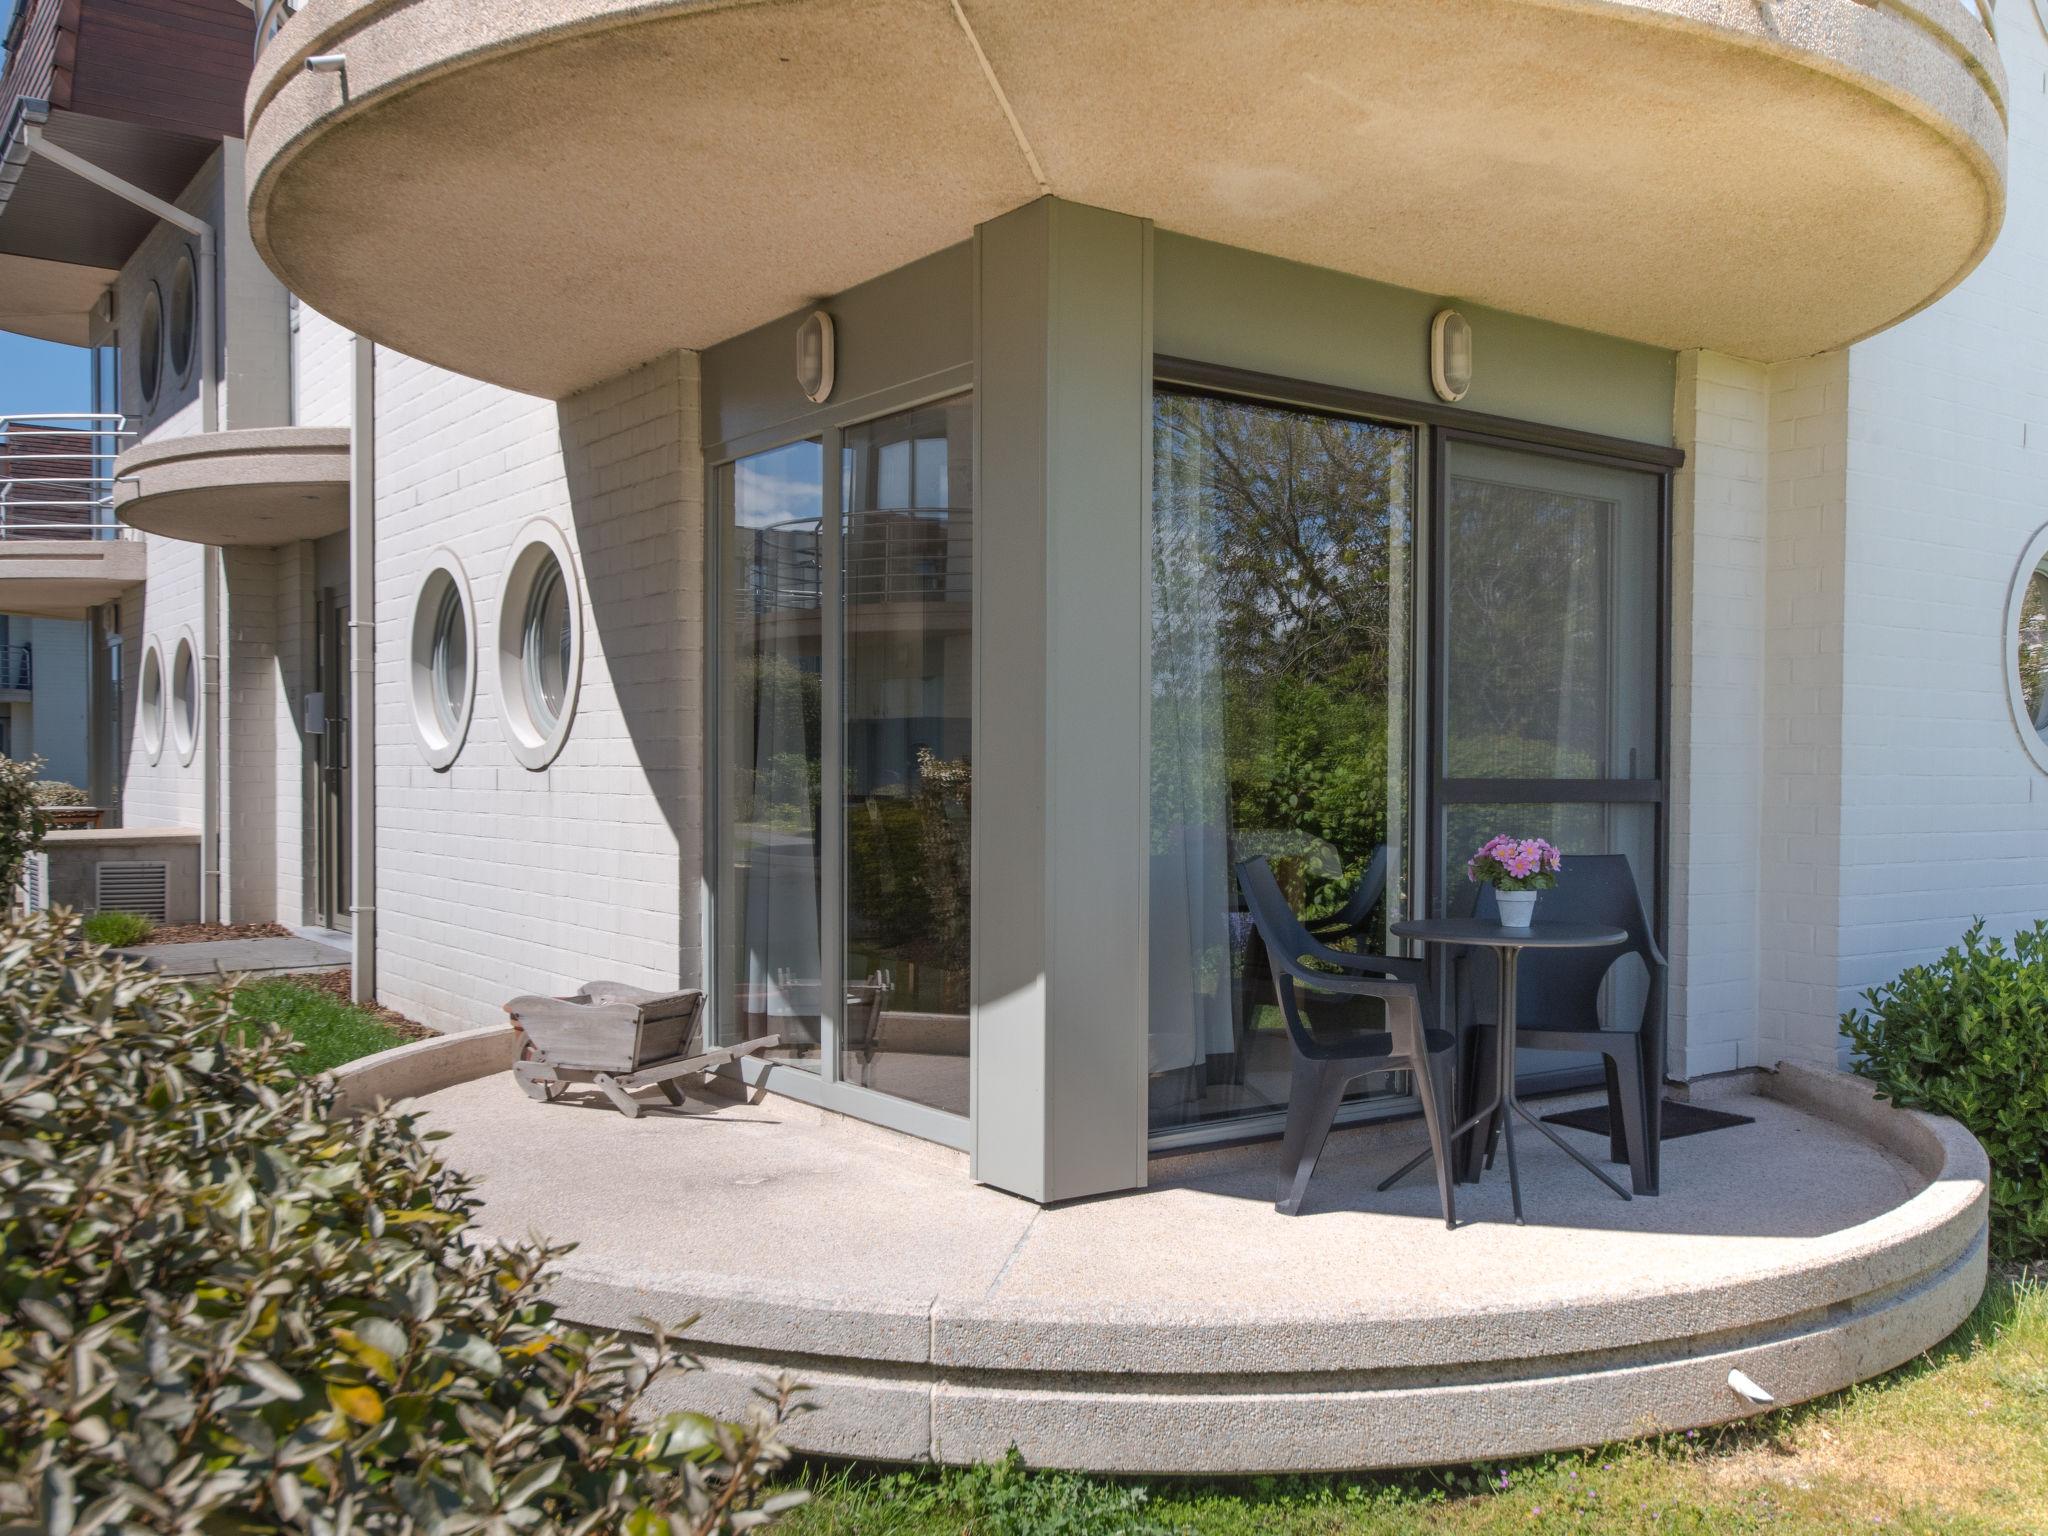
[254,0,301,58]
[845,510,971,606]
[0,645,29,692]
[0,414,134,541]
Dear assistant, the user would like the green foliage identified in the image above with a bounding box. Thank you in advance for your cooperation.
[0,753,48,898]
[78,910,154,948]
[1227,675,1387,920]
[230,978,407,1076]
[29,780,90,808]
[1843,919,2048,1259]
[734,656,820,834]
[0,907,807,1533]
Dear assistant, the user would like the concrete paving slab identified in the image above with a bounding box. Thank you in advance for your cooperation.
[414,1063,1988,1472]
[119,935,350,978]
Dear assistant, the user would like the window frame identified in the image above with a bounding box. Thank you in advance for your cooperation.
[169,630,199,766]
[137,281,165,412]
[704,367,974,1153]
[167,247,198,385]
[2003,522,2048,776]
[1149,356,1677,1148]
[138,637,166,764]
[406,553,477,770]
[495,520,582,771]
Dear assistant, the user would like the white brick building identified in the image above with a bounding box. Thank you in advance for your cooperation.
[0,0,2042,1208]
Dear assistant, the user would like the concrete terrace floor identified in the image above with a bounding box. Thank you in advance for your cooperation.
[412,1063,1987,1472]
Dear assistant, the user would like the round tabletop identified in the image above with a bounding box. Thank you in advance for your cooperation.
[1390,917,1627,950]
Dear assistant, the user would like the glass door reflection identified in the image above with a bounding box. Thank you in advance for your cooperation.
[721,439,825,1069]
[1148,388,1416,1137]
[840,397,973,1115]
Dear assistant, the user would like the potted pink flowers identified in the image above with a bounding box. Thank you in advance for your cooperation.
[1466,835,1563,929]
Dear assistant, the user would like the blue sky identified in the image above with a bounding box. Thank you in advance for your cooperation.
[0,332,91,417]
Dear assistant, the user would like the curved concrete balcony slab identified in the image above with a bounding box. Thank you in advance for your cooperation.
[245,0,2007,400]
[114,427,350,546]
[0,537,145,619]
[416,1061,1988,1472]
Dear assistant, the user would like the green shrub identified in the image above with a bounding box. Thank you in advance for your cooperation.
[29,780,90,808]
[0,753,47,897]
[0,907,807,1533]
[1843,918,2048,1260]
[79,909,154,947]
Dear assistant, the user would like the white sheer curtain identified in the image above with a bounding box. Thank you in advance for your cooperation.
[1148,395,1236,1081]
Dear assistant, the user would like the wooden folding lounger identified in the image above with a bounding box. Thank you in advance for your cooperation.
[504,981,779,1118]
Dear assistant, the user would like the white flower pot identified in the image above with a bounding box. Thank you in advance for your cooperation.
[1494,889,1539,929]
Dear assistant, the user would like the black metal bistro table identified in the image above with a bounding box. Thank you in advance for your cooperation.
[1387,917,1631,1223]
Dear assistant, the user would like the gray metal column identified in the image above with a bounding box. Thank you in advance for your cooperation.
[972,198,1152,1202]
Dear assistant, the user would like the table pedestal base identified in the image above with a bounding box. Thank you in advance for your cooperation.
[1380,942,1630,1222]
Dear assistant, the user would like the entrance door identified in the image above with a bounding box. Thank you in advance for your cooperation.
[1434,436,1665,1088]
[313,587,351,931]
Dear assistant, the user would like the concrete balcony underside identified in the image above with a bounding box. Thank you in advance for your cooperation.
[0,537,144,617]
[245,0,2007,401]
[415,1061,1988,1472]
[114,427,349,546]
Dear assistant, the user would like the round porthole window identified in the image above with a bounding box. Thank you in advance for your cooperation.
[167,248,197,383]
[138,282,164,410]
[497,521,582,771]
[407,554,476,770]
[170,633,199,765]
[138,640,166,763]
[2008,527,2048,774]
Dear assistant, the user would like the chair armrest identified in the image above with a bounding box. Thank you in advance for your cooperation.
[1291,929,1423,981]
[1273,955,1420,1003]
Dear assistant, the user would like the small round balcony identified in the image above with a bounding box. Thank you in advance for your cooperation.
[114,427,350,546]
[246,0,2007,401]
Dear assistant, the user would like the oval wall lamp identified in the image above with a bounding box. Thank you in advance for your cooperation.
[1431,309,1472,403]
[797,309,836,404]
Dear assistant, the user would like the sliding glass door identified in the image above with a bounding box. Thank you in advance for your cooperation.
[714,395,974,1136]
[1148,387,1416,1138]
[1434,436,1665,1084]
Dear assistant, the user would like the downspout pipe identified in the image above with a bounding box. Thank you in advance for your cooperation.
[348,337,376,1003]
[24,122,224,922]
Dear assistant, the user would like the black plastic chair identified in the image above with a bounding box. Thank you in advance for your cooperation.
[1306,844,1389,949]
[1453,854,1666,1195]
[1237,857,1460,1227]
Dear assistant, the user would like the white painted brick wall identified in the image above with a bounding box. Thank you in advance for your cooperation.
[223,544,279,920]
[117,535,206,831]
[93,138,311,901]
[272,542,313,925]
[292,304,354,429]
[1759,351,1852,1068]
[371,351,702,1031]
[1668,351,1768,1078]
[1827,16,2048,1017]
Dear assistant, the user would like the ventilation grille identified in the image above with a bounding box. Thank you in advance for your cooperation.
[17,851,48,913]
[95,861,169,923]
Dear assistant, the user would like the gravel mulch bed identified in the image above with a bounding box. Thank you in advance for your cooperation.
[142,921,297,945]
[298,969,437,1043]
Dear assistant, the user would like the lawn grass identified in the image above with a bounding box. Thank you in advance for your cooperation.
[781,1273,2047,1536]
[80,909,155,947]
[230,976,413,1074]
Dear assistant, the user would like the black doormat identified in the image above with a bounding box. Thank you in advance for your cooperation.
[1542,1099,1754,1142]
